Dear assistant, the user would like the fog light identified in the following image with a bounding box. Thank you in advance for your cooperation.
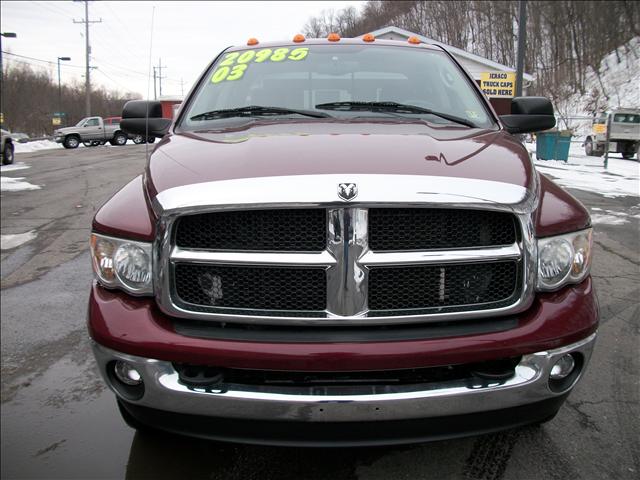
[550,354,575,380]
[114,361,142,386]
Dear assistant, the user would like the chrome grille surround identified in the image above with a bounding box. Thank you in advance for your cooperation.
[152,174,538,326]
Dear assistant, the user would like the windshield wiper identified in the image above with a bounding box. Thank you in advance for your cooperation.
[315,101,477,128]
[190,105,331,121]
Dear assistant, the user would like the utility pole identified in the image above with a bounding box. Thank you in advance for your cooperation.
[74,0,101,116]
[515,0,527,97]
[154,58,166,98]
[153,67,157,99]
[604,112,612,170]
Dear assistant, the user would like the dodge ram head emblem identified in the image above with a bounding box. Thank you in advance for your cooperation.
[338,183,358,201]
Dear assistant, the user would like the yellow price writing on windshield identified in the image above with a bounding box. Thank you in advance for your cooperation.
[211,47,309,84]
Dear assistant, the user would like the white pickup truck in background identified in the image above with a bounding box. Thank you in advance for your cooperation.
[585,108,640,159]
[53,116,129,149]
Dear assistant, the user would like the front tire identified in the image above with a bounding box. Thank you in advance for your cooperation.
[64,135,80,149]
[111,132,127,146]
[2,141,15,165]
[132,134,144,144]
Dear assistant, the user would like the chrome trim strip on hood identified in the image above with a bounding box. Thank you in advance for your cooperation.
[152,174,535,216]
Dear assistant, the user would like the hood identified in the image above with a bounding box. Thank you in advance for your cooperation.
[146,120,535,203]
[54,126,78,135]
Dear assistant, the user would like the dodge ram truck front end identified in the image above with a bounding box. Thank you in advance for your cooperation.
[88,36,598,446]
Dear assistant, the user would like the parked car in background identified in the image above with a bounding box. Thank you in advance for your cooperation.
[585,108,640,159]
[1,129,15,165]
[10,132,30,143]
[53,116,129,149]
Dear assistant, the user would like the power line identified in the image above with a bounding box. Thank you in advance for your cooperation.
[92,56,148,77]
[95,69,135,93]
[32,1,75,19]
[1,51,85,69]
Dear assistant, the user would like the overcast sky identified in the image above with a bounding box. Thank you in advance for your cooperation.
[1,1,364,99]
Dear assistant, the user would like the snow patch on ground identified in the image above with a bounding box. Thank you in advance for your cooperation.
[0,162,30,172]
[0,176,42,192]
[13,140,63,153]
[589,208,633,225]
[590,214,629,225]
[1,231,37,250]
[13,139,125,153]
[531,143,639,198]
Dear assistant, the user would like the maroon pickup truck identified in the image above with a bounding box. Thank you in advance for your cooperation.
[88,35,598,446]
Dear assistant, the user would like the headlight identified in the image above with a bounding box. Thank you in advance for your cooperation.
[537,229,593,291]
[90,233,153,295]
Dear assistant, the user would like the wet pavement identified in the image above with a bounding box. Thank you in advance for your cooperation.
[1,145,638,480]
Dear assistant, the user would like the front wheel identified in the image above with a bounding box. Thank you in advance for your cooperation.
[132,134,144,144]
[147,136,155,144]
[64,136,80,149]
[2,142,15,165]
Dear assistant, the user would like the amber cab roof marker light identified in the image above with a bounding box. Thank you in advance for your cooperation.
[362,33,375,43]
[408,36,421,45]
[327,32,341,42]
[247,38,259,46]
[293,34,305,43]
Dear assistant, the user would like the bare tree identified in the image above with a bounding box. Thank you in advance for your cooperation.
[301,0,639,103]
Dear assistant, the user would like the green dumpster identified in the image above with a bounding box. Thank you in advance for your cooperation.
[536,130,572,162]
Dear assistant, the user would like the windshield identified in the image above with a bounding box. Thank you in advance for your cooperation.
[180,45,495,130]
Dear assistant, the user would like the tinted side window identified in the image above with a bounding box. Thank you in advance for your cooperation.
[613,114,640,124]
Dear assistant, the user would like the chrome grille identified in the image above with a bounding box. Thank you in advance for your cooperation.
[368,261,518,312]
[175,209,326,251]
[161,207,529,326]
[174,264,326,312]
[369,208,516,250]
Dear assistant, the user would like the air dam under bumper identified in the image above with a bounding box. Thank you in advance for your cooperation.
[93,333,595,445]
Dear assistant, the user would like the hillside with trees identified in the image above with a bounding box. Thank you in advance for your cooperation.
[303,0,639,114]
[2,61,140,136]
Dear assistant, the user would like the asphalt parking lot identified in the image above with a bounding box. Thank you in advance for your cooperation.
[1,145,638,480]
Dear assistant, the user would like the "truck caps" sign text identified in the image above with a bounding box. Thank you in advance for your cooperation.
[480,72,515,98]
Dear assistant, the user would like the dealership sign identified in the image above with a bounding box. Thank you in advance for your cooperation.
[480,72,515,98]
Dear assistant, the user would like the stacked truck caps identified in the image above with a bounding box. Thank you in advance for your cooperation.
[88,34,599,446]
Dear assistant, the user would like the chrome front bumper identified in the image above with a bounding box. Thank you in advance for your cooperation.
[92,333,596,423]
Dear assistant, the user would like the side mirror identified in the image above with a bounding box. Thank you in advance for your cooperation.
[499,97,556,134]
[120,100,172,138]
